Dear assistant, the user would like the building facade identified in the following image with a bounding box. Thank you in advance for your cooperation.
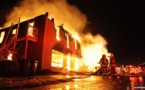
[0,12,82,74]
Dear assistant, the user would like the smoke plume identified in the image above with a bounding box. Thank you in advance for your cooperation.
[4,0,110,71]
[4,0,87,33]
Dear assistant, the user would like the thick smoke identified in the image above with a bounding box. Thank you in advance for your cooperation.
[4,0,110,71]
[4,0,87,33]
[81,33,109,70]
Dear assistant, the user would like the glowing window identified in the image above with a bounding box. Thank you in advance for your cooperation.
[56,28,60,41]
[28,22,35,37]
[12,29,16,35]
[74,40,77,49]
[65,33,69,48]
[51,49,63,68]
[0,31,5,43]
[7,52,12,61]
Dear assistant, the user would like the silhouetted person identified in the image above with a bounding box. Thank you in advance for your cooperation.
[99,54,108,75]
[109,53,116,75]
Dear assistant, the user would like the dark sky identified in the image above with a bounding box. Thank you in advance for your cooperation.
[0,0,145,65]
[0,0,18,26]
[68,0,145,65]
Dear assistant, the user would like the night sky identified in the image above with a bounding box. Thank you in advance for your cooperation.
[68,0,145,65]
[0,0,145,65]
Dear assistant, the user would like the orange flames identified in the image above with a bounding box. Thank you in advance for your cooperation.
[80,33,110,72]
[68,33,110,72]
[3,0,110,72]
[54,30,110,72]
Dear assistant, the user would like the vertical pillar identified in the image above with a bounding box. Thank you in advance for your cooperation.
[24,39,28,59]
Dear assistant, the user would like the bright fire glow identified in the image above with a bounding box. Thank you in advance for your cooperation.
[67,53,71,71]
[80,33,110,72]
[74,39,77,50]
[74,58,79,71]
[0,31,5,43]
[3,0,110,72]
[7,52,13,61]
[73,34,81,43]
[27,22,35,37]
[51,50,63,68]
[53,32,110,72]
[69,55,80,71]
[48,16,52,20]
[29,22,34,26]
[66,33,70,48]
[12,29,17,35]
[66,85,70,90]
[55,26,61,41]
[138,76,143,82]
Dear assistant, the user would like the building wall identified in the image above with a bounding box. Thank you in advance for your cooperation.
[26,15,46,71]
[41,17,57,70]
[0,13,82,73]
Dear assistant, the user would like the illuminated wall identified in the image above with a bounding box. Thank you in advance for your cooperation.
[0,13,82,73]
[51,49,63,68]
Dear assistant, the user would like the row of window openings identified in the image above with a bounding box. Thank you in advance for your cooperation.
[0,22,79,50]
[56,29,79,50]
[0,22,36,43]
[0,22,35,61]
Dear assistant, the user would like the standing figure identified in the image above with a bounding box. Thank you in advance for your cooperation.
[99,54,109,75]
[109,53,116,75]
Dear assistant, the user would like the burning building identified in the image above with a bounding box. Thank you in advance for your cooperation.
[0,12,82,75]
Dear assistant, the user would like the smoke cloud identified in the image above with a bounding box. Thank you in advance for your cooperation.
[4,0,110,71]
[81,33,109,67]
[4,0,87,33]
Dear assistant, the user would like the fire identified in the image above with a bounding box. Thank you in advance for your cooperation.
[73,34,81,43]
[51,50,63,68]
[54,31,110,72]
[80,33,110,72]
[0,31,5,43]
[7,52,13,61]
[55,26,61,41]
[67,54,71,71]
[2,0,110,72]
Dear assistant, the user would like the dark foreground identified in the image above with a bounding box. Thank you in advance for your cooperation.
[0,73,145,90]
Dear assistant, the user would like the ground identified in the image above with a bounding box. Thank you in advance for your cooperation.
[0,73,130,89]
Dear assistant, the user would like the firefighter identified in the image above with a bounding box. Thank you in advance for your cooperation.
[99,54,109,75]
[109,53,116,75]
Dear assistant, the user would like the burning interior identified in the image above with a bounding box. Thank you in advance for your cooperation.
[0,13,84,75]
[0,9,112,77]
